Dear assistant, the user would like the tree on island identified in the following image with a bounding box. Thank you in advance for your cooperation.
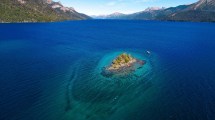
[110,53,135,69]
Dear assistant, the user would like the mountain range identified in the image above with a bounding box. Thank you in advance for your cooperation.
[92,12,126,19]
[0,0,90,22]
[1,0,215,22]
[93,0,215,22]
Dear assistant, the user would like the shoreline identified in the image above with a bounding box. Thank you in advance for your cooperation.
[1,19,215,24]
[101,54,145,77]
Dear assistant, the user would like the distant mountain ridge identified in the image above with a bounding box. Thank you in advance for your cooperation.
[157,0,215,21]
[144,7,165,12]
[95,0,215,22]
[0,0,90,22]
[1,0,215,22]
[92,12,126,19]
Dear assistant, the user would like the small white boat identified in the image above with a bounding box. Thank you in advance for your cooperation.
[146,50,151,54]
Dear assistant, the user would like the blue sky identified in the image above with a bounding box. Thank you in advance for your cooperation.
[58,0,198,15]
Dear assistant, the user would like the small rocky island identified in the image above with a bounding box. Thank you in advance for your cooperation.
[101,53,145,77]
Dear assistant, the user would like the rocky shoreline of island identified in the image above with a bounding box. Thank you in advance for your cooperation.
[101,53,145,77]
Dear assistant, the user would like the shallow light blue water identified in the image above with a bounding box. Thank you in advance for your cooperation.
[0,20,215,120]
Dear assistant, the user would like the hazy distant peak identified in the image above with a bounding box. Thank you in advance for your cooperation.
[144,7,164,12]
[110,12,125,15]
[92,12,126,19]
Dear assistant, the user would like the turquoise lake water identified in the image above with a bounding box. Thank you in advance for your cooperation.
[0,20,215,120]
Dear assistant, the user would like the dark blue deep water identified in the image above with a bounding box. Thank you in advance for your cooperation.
[0,20,215,120]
